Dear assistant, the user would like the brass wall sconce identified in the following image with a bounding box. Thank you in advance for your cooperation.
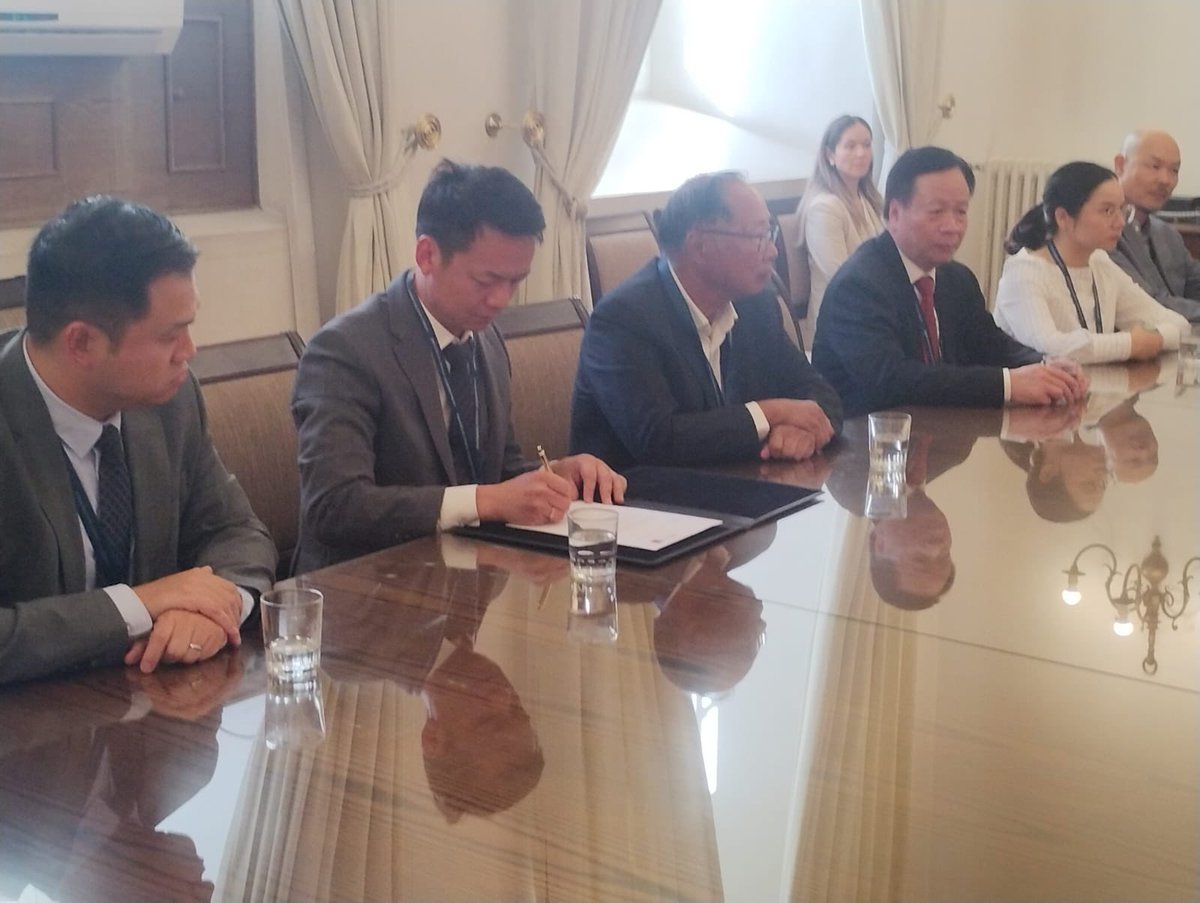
[484,111,546,150]
[406,113,442,153]
[1062,537,1197,673]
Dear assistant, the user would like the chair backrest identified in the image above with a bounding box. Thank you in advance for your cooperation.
[770,202,811,321]
[194,332,304,581]
[585,212,660,303]
[495,298,587,461]
[0,276,25,331]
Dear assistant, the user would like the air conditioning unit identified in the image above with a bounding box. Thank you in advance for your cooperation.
[0,0,184,57]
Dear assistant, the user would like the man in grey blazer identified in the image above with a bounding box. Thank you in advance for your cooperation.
[292,161,624,573]
[0,198,276,685]
[1111,130,1200,322]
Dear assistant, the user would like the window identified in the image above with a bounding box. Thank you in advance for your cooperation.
[595,0,876,197]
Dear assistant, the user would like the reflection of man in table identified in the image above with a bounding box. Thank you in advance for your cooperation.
[1003,382,1159,522]
[305,535,546,822]
[422,640,544,823]
[826,414,986,610]
[0,655,245,902]
[651,526,772,696]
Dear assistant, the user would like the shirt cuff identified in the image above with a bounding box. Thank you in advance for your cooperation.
[237,587,254,624]
[438,484,481,530]
[105,584,152,639]
[1002,368,1012,403]
[746,402,770,441]
[999,407,1013,441]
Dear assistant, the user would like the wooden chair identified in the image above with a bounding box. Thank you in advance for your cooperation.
[193,332,305,580]
[496,298,588,461]
[585,211,660,303]
[0,276,25,331]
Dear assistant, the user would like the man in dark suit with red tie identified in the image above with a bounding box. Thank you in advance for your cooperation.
[812,146,1089,418]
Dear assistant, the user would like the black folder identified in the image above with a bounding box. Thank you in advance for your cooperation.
[456,466,820,567]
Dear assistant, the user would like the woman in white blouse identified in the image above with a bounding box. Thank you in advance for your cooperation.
[794,115,884,323]
[994,161,1188,363]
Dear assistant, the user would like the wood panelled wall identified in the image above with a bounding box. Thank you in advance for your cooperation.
[0,0,255,229]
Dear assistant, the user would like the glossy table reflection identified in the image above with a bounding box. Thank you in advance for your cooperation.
[1,356,1197,903]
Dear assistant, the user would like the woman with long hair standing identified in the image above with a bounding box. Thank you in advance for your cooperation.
[994,161,1187,363]
[795,115,884,323]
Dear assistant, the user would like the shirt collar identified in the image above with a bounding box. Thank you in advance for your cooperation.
[22,335,120,457]
[896,246,937,288]
[667,260,738,342]
[409,279,474,351]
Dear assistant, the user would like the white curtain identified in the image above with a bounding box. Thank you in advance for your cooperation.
[275,1,414,315]
[523,0,663,307]
[254,0,321,337]
[860,0,947,175]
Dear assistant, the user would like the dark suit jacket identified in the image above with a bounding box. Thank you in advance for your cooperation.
[812,231,1041,418]
[0,330,276,685]
[570,258,843,469]
[292,271,529,573]
[1110,217,1200,322]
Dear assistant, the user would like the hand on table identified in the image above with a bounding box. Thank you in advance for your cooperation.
[132,566,243,646]
[759,423,819,461]
[125,609,230,673]
[1010,360,1089,406]
[477,468,576,525]
[757,399,834,448]
[550,453,627,505]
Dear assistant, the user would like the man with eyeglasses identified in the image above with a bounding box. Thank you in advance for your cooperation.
[570,171,842,468]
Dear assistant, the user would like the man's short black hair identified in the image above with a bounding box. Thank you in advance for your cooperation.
[415,160,545,257]
[656,170,746,254]
[884,146,975,216]
[25,196,197,344]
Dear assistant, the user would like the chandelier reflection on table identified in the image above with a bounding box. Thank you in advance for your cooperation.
[1061,537,1198,674]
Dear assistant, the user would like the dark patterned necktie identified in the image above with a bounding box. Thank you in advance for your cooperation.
[914,276,942,363]
[94,424,132,585]
[442,340,481,484]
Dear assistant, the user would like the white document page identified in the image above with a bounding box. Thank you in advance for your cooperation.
[510,502,722,551]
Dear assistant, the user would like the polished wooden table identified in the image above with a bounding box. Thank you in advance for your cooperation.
[2,357,1198,903]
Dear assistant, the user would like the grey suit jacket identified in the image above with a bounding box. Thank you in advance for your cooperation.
[0,330,276,685]
[1111,217,1200,322]
[292,271,528,574]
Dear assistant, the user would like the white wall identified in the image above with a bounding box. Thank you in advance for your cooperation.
[938,0,1200,278]
[301,0,535,323]
[938,0,1200,192]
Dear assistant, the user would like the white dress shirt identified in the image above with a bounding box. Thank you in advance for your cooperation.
[667,262,770,441]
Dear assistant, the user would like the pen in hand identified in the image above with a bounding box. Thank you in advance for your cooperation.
[537,444,552,472]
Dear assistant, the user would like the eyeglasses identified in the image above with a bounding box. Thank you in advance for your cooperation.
[697,223,780,254]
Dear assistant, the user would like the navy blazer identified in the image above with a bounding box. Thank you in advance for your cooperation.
[812,231,1040,417]
[570,258,842,469]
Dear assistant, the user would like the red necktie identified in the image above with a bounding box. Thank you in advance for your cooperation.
[914,275,941,363]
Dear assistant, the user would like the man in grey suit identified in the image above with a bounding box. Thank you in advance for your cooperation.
[1111,130,1200,322]
[292,161,624,573]
[0,197,276,685]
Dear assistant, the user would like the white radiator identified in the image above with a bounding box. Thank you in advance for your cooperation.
[975,160,1053,306]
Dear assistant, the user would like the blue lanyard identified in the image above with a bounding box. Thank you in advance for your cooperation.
[406,277,481,482]
[1047,240,1104,333]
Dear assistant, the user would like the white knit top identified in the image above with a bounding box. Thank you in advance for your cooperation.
[994,248,1188,363]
